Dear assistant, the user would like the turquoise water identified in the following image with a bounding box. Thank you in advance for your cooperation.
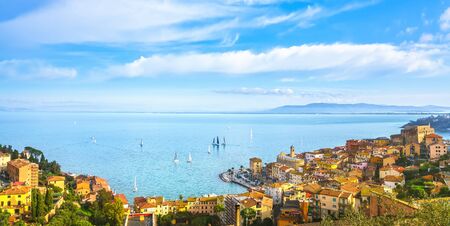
[0,112,446,200]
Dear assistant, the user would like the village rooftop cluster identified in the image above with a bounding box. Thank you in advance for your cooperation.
[0,124,449,225]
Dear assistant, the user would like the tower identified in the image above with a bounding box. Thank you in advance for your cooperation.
[290,145,295,157]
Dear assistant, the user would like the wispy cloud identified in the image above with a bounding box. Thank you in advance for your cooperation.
[279,77,301,83]
[105,43,448,80]
[0,60,77,79]
[215,87,294,95]
[220,33,240,47]
[0,0,379,46]
[440,7,450,31]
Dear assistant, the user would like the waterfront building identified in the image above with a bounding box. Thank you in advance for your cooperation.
[0,185,32,216]
[249,157,262,177]
[47,175,65,192]
[7,159,39,187]
[0,152,11,172]
[187,195,221,214]
[401,124,434,144]
[277,146,305,170]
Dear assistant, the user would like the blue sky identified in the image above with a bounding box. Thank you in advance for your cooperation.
[0,0,450,112]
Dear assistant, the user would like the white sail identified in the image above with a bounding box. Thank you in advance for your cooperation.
[187,152,192,163]
[174,152,179,163]
[208,145,211,154]
[250,128,253,141]
[140,139,144,148]
[133,176,138,192]
[91,136,96,144]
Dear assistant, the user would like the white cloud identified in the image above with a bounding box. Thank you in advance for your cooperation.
[0,0,240,44]
[440,7,450,31]
[106,43,448,80]
[255,5,322,27]
[215,87,294,95]
[0,60,77,79]
[0,0,379,45]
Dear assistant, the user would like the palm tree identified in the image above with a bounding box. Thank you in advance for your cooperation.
[240,208,256,226]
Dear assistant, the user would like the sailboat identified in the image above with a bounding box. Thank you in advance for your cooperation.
[187,152,192,163]
[133,176,138,192]
[221,137,226,146]
[173,152,180,163]
[212,137,220,147]
[208,145,211,154]
[139,139,144,148]
[250,128,253,142]
[91,136,96,144]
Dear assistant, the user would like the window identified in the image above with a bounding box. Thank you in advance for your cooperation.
[322,196,325,199]
[333,198,336,202]
[333,205,336,208]
[322,203,326,206]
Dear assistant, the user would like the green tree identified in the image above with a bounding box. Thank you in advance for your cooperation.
[13,220,26,226]
[0,210,10,226]
[415,200,450,226]
[240,208,256,226]
[104,199,125,226]
[45,188,54,212]
[48,202,93,226]
[214,203,225,214]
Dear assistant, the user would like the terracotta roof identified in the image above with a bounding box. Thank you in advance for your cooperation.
[241,198,257,208]
[303,183,321,194]
[340,192,352,199]
[384,175,404,183]
[139,202,156,209]
[47,176,65,182]
[0,186,31,195]
[319,189,341,197]
[250,157,262,162]
[7,159,31,168]
[425,133,443,139]
[114,194,128,205]
[134,197,146,205]
[341,182,361,194]
[199,196,218,202]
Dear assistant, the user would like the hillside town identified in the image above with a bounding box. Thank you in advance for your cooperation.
[0,124,449,225]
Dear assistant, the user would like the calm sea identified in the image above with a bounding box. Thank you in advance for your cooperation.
[0,112,447,200]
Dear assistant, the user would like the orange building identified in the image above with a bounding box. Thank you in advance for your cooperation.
[7,159,39,187]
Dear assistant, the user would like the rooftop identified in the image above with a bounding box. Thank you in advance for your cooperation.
[0,186,31,195]
[7,158,31,168]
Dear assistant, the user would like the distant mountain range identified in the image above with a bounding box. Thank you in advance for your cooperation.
[267,103,450,114]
